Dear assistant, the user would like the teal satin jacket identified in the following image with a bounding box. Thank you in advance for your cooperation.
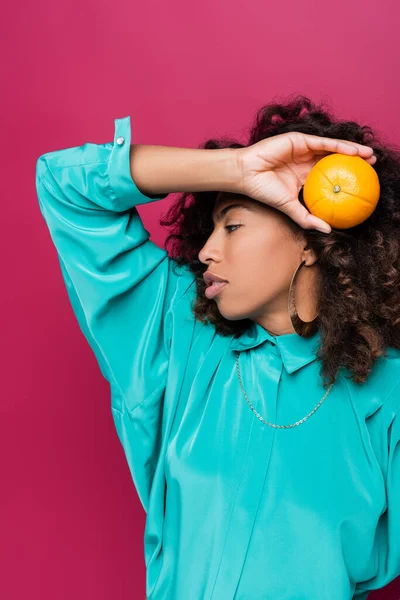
[35,116,400,600]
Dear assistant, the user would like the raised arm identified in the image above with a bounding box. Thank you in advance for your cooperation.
[35,115,240,507]
[35,117,203,408]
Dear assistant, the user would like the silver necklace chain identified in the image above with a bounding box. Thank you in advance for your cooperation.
[234,351,333,429]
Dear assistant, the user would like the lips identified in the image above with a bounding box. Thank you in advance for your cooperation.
[203,271,228,286]
[204,280,228,299]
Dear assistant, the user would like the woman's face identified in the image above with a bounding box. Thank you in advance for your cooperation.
[198,192,319,332]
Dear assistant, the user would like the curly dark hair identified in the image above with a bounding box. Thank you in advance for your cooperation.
[159,94,400,388]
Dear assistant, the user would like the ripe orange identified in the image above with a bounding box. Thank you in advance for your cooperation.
[303,153,380,229]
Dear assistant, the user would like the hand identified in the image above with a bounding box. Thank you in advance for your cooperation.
[236,132,377,233]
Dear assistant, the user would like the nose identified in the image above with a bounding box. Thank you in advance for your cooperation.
[198,237,222,265]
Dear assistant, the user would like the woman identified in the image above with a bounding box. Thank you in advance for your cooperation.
[35,96,400,599]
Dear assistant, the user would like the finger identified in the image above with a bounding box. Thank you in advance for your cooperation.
[334,139,378,162]
[313,150,377,166]
[280,199,332,233]
[304,135,374,157]
[364,154,377,165]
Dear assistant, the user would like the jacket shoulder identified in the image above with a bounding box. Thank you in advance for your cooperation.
[342,347,400,422]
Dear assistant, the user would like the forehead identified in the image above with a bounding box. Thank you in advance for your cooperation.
[212,192,259,220]
[213,192,258,211]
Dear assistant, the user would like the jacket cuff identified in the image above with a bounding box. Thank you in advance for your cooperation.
[108,115,169,211]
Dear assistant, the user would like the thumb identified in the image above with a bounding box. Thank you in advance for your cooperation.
[280,199,332,233]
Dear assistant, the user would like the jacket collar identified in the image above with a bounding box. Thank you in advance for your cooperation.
[230,322,321,374]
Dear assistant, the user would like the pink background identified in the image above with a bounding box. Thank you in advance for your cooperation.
[1,0,400,598]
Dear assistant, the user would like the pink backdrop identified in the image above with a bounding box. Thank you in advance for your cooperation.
[1,0,399,598]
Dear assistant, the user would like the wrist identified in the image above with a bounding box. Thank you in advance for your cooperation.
[215,147,245,196]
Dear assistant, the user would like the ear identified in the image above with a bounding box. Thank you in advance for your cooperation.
[301,244,319,267]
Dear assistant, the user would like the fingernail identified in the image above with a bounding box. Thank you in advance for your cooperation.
[315,226,331,234]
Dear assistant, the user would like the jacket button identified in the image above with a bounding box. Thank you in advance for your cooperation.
[116,136,125,145]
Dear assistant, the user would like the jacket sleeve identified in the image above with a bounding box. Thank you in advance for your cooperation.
[355,405,400,596]
[35,116,196,509]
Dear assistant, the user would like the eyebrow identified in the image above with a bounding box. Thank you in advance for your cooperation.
[212,203,257,224]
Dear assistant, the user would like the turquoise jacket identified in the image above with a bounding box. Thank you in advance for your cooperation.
[35,116,400,600]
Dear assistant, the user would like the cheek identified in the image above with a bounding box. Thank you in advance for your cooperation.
[230,233,297,291]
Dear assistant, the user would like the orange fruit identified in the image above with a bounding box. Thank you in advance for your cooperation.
[303,153,380,229]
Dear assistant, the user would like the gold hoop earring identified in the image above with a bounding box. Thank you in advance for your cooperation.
[288,260,320,338]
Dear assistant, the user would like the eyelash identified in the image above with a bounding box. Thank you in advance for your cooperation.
[225,224,242,234]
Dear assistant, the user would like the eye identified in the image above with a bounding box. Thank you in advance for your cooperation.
[225,224,242,234]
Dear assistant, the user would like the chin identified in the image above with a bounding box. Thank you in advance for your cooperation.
[215,302,250,322]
